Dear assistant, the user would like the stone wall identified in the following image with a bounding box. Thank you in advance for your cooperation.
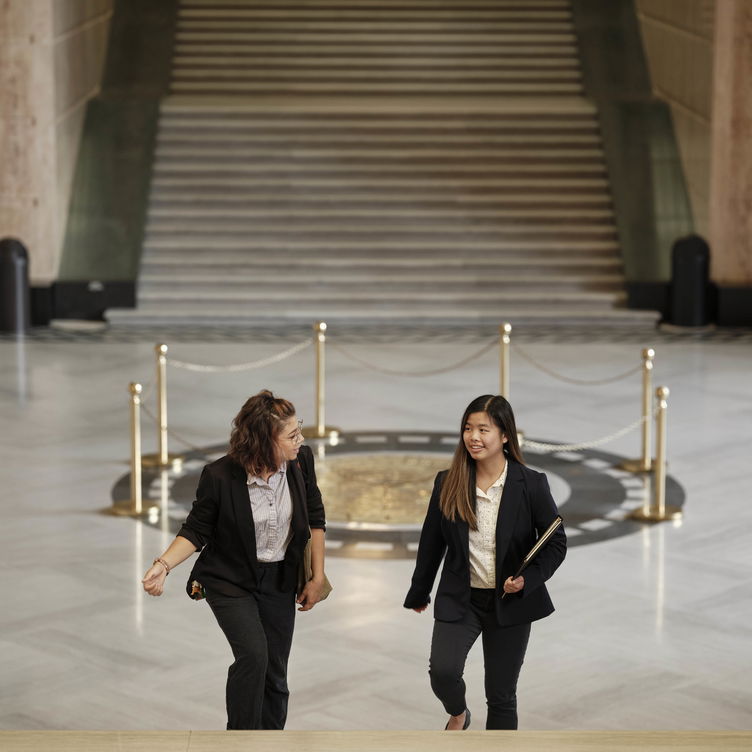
[0,0,112,285]
[635,0,715,238]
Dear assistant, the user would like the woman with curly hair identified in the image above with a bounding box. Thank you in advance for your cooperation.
[141,389,327,729]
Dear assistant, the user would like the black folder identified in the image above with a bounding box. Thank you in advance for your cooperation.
[501,515,563,599]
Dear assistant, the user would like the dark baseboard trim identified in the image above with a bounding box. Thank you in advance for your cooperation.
[41,281,136,321]
[716,286,752,326]
[30,286,54,326]
[626,282,669,316]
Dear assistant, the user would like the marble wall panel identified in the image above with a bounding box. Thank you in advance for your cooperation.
[52,0,113,254]
[635,0,714,241]
[709,0,752,284]
[0,0,113,283]
[0,1,58,283]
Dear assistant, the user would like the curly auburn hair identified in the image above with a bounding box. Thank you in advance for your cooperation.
[228,389,296,475]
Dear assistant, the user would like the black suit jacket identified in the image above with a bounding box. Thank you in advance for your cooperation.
[178,445,326,597]
[403,459,566,626]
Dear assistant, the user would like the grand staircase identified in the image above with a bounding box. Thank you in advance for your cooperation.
[108,0,658,327]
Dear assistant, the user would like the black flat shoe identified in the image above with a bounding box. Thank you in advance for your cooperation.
[444,708,471,730]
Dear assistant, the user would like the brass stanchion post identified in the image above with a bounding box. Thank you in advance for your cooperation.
[630,386,682,522]
[619,347,655,473]
[156,343,168,466]
[142,343,182,469]
[303,321,340,440]
[108,382,149,516]
[130,383,143,515]
[500,322,511,399]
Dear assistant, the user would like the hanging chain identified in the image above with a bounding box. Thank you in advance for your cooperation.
[522,414,649,453]
[512,343,642,386]
[330,338,497,377]
[167,339,311,373]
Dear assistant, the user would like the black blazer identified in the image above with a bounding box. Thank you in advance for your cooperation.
[403,459,566,627]
[178,445,326,597]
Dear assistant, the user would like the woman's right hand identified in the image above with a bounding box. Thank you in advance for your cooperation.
[412,604,428,613]
[142,562,168,596]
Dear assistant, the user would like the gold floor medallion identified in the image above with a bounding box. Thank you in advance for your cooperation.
[317,453,449,526]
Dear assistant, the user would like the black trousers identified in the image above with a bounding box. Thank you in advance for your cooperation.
[429,588,531,730]
[206,562,296,730]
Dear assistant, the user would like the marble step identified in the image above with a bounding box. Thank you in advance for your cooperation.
[155,135,602,149]
[172,69,582,81]
[153,150,600,167]
[107,311,658,328]
[142,239,620,256]
[178,9,572,21]
[177,28,576,40]
[180,0,572,7]
[140,258,622,274]
[138,278,624,295]
[159,95,596,111]
[146,207,614,222]
[175,31,578,43]
[173,56,581,68]
[149,177,610,192]
[170,82,583,94]
[134,287,625,304]
[148,194,614,209]
[143,227,619,244]
[106,301,661,328]
[174,43,579,56]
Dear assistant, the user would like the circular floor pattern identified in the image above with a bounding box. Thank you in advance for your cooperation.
[113,430,685,559]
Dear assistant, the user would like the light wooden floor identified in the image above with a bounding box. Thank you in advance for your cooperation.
[2,730,751,752]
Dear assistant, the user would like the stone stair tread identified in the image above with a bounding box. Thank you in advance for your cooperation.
[142,238,619,251]
[177,17,575,26]
[154,147,603,159]
[173,56,581,67]
[173,69,581,81]
[147,207,614,220]
[181,0,572,7]
[171,82,582,93]
[113,0,644,329]
[140,271,622,284]
[148,192,612,205]
[135,287,624,301]
[179,13,572,23]
[160,94,596,113]
[141,257,622,270]
[106,305,659,327]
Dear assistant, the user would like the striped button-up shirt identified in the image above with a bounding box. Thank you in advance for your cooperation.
[247,463,293,562]
[469,461,508,589]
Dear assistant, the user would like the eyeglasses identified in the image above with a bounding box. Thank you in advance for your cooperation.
[283,419,305,444]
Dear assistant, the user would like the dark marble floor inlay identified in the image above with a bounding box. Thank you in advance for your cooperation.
[113,431,685,559]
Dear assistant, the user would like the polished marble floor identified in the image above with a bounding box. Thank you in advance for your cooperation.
[0,326,750,731]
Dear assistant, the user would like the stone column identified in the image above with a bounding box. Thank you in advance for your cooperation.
[0,0,59,284]
[709,0,752,287]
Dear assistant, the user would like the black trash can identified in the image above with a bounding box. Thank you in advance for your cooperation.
[0,238,31,334]
[669,234,710,327]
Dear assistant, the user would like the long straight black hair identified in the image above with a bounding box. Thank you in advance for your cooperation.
[439,394,524,529]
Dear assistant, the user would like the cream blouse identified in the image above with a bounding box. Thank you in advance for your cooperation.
[468,461,508,589]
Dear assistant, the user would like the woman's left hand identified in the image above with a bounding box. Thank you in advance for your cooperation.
[297,577,326,611]
[503,575,525,594]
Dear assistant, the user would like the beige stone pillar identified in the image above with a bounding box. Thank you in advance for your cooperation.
[709,0,752,285]
[0,0,59,285]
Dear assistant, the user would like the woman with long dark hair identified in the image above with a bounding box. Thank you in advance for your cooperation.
[141,389,328,729]
[404,394,566,730]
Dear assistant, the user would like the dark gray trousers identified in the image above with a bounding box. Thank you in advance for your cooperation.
[429,588,531,730]
[206,562,296,730]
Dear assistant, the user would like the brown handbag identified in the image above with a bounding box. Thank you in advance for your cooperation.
[298,531,333,600]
